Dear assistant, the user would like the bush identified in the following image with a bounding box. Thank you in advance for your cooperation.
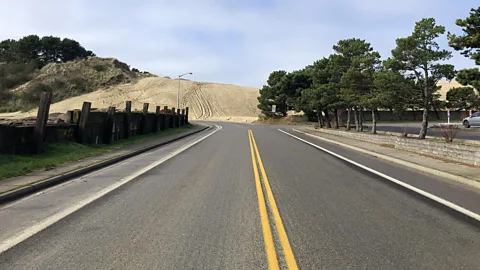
[21,82,52,109]
[0,61,39,90]
[439,123,461,143]
[92,63,108,72]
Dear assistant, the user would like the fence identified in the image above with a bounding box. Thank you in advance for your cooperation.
[0,92,191,155]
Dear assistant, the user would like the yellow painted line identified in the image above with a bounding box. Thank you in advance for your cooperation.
[250,130,299,270]
[248,130,279,270]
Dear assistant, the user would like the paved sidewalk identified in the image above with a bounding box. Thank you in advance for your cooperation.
[0,124,207,194]
[297,127,480,189]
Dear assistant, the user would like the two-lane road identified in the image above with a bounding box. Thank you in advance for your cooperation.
[0,122,479,269]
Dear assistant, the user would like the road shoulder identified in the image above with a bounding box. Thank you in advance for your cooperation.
[281,127,480,218]
[0,123,210,204]
[296,127,480,190]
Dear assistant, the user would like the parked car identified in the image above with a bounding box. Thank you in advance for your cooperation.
[462,112,480,128]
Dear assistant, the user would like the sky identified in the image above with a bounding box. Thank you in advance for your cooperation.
[1,0,478,88]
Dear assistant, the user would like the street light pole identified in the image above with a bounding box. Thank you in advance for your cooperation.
[178,72,193,109]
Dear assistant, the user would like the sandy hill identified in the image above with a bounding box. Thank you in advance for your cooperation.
[1,76,261,122]
[1,57,141,113]
[436,80,476,100]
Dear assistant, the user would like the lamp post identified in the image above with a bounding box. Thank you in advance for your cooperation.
[178,72,193,109]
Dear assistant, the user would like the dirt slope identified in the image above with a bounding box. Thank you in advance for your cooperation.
[1,77,261,122]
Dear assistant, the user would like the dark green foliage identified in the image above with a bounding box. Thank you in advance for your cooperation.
[0,35,94,66]
[449,7,480,90]
[388,18,454,138]
[456,68,480,89]
[446,86,477,110]
[448,7,480,64]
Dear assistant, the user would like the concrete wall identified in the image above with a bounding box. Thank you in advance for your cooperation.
[310,128,480,166]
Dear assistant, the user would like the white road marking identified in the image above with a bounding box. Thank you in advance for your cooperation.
[0,125,222,254]
[278,128,480,222]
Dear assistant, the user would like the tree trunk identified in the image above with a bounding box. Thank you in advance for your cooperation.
[419,96,429,139]
[324,109,331,128]
[333,109,339,129]
[354,107,359,131]
[359,108,364,132]
[434,106,440,120]
[316,110,323,128]
[371,109,377,134]
[346,108,351,130]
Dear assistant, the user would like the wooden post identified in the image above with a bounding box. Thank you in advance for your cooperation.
[73,109,81,124]
[171,107,176,128]
[155,106,161,132]
[185,107,189,124]
[66,110,74,123]
[143,103,149,114]
[142,103,149,134]
[124,101,132,138]
[33,92,52,154]
[177,108,181,127]
[103,106,115,144]
[181,109,185,126]
[163,106,169,130]
[77,101,91,144]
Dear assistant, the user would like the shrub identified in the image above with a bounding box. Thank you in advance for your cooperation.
[439,123,461,143]
[21,82,52,108]
[0,61,39,90]
[92,63,108,72]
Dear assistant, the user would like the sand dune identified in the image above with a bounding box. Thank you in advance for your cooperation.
[1,79,465,123]
[0,77,261,123]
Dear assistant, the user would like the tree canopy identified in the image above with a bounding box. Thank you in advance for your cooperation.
[0,35,95,66]
[257,6,480,139]
[446,86,477,111]
[449,7,480,90]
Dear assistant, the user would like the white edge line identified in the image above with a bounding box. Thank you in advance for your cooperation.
[0,124,222,254]
[278,128,480,222]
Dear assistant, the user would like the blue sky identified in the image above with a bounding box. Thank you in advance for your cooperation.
[1,0,478,87]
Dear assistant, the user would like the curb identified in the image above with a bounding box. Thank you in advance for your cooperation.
[0,124,211,205]
[293,128,480,190]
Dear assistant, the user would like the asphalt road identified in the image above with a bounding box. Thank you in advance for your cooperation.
[0,122,479,269]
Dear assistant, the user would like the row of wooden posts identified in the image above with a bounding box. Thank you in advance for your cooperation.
[33,92,190,154]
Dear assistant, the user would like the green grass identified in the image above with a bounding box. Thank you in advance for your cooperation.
[0,126,193,181]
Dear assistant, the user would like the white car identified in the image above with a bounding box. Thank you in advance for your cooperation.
[463,112,480,128]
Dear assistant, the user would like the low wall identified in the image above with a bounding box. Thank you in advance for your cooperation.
[307,128,480,166]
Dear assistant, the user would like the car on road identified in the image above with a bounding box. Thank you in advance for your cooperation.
[463,112,480,128]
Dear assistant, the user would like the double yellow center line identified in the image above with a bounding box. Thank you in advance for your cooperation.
[248,130,298,270]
